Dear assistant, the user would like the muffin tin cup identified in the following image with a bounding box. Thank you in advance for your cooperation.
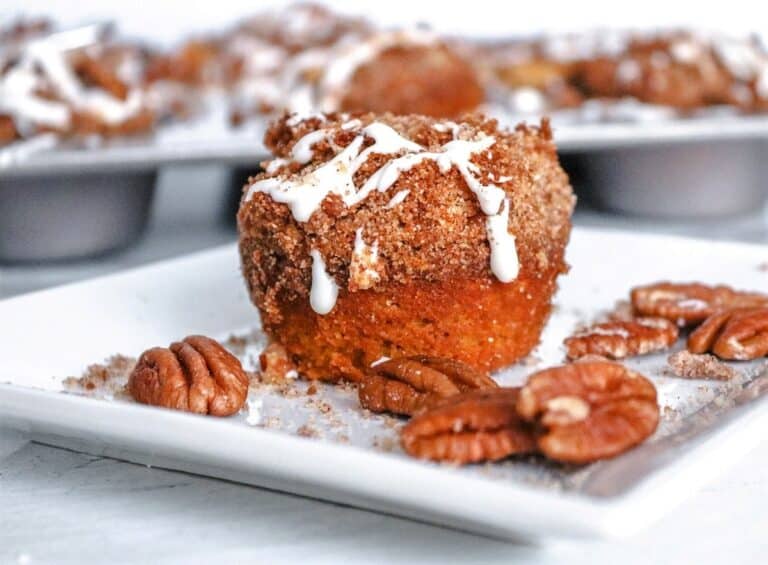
[561,140,768,218]
[0,170,156,263]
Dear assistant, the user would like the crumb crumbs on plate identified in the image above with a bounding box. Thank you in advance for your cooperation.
[666,350,738,381]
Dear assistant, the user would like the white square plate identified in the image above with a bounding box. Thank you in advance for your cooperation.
[1,227,766,541]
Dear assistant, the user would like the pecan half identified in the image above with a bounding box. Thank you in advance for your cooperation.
[517,361,659,464]
[128,335,249,416]
[688,307,768,360]
[631,282,768,326]
[564,318,678,360]
[400,388,536,464]
[358,356,497,416]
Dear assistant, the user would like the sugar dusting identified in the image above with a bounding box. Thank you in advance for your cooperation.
[60,319,768,495]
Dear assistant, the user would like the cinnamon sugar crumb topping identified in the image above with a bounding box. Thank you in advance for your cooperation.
[238,112,573,323]
[241,113,567,314]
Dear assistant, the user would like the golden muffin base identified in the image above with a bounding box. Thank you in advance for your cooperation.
[259,266,562,382]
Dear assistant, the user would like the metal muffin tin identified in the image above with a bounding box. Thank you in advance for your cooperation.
[0,118,266,262]
[539,112,768,219]
[1,110,767,262]
[0,168,156,262]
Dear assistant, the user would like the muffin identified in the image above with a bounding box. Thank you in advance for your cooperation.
[238,112,574,381]
[321,30,485,117]
[0,22,157,146]
[233,28,485,121]
[485,30,768,114]
[577,32,766,110]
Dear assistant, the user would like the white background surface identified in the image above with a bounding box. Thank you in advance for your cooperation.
[13,0,768,44]
[2,1,768,562]
[0,432,766,565]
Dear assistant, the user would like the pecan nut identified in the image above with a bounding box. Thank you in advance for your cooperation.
[358,356,497,416]
[128,335,249,416]
[688,307,768,360]
[631,282,768,326]
[517,361,659,464]
[564,318,678,360]
[400,388,536,464]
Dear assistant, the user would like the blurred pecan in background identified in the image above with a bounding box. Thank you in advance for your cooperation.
[358,356,497,416]
[688,307,768,360]
[400,388,536,464]
[128,335,249,416]
[564,318,678,360]
[631,282,768,326]
[517,361,659,464]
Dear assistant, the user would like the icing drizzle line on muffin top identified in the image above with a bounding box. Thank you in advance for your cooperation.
[244,116,521,315]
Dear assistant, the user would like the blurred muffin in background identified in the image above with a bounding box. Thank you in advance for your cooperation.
[482,30,768,115]
[579,32,768,111]
[227,5,484,122]
[0,19,172,146]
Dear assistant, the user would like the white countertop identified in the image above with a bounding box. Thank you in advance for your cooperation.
[2,169,767,564]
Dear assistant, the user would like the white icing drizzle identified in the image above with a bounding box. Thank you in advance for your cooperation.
[616,59,641,85]
[670,39,703,64]
[431,121,461,135]
[249,119,521,312]
[360,135,504,216]
[350,228,380,290]
[713,37,762,81]
[341,118,362,130]
[291,129,331,163]
[309,249,339,315]
[247,135,364,222]
[485,199,519,283]
[246,121,422,220]
[279,48,334,114]
[227,34,286,76]
[0,65,71,129]
[79,89,144,125]
[508,87,546,115]
[0,23,145,134]
[385,189,410,208]
[264,157,290,174]
[542,30,628,63]
[272,30,437,114]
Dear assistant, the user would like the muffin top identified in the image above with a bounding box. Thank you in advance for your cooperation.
[238,112,574,318]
